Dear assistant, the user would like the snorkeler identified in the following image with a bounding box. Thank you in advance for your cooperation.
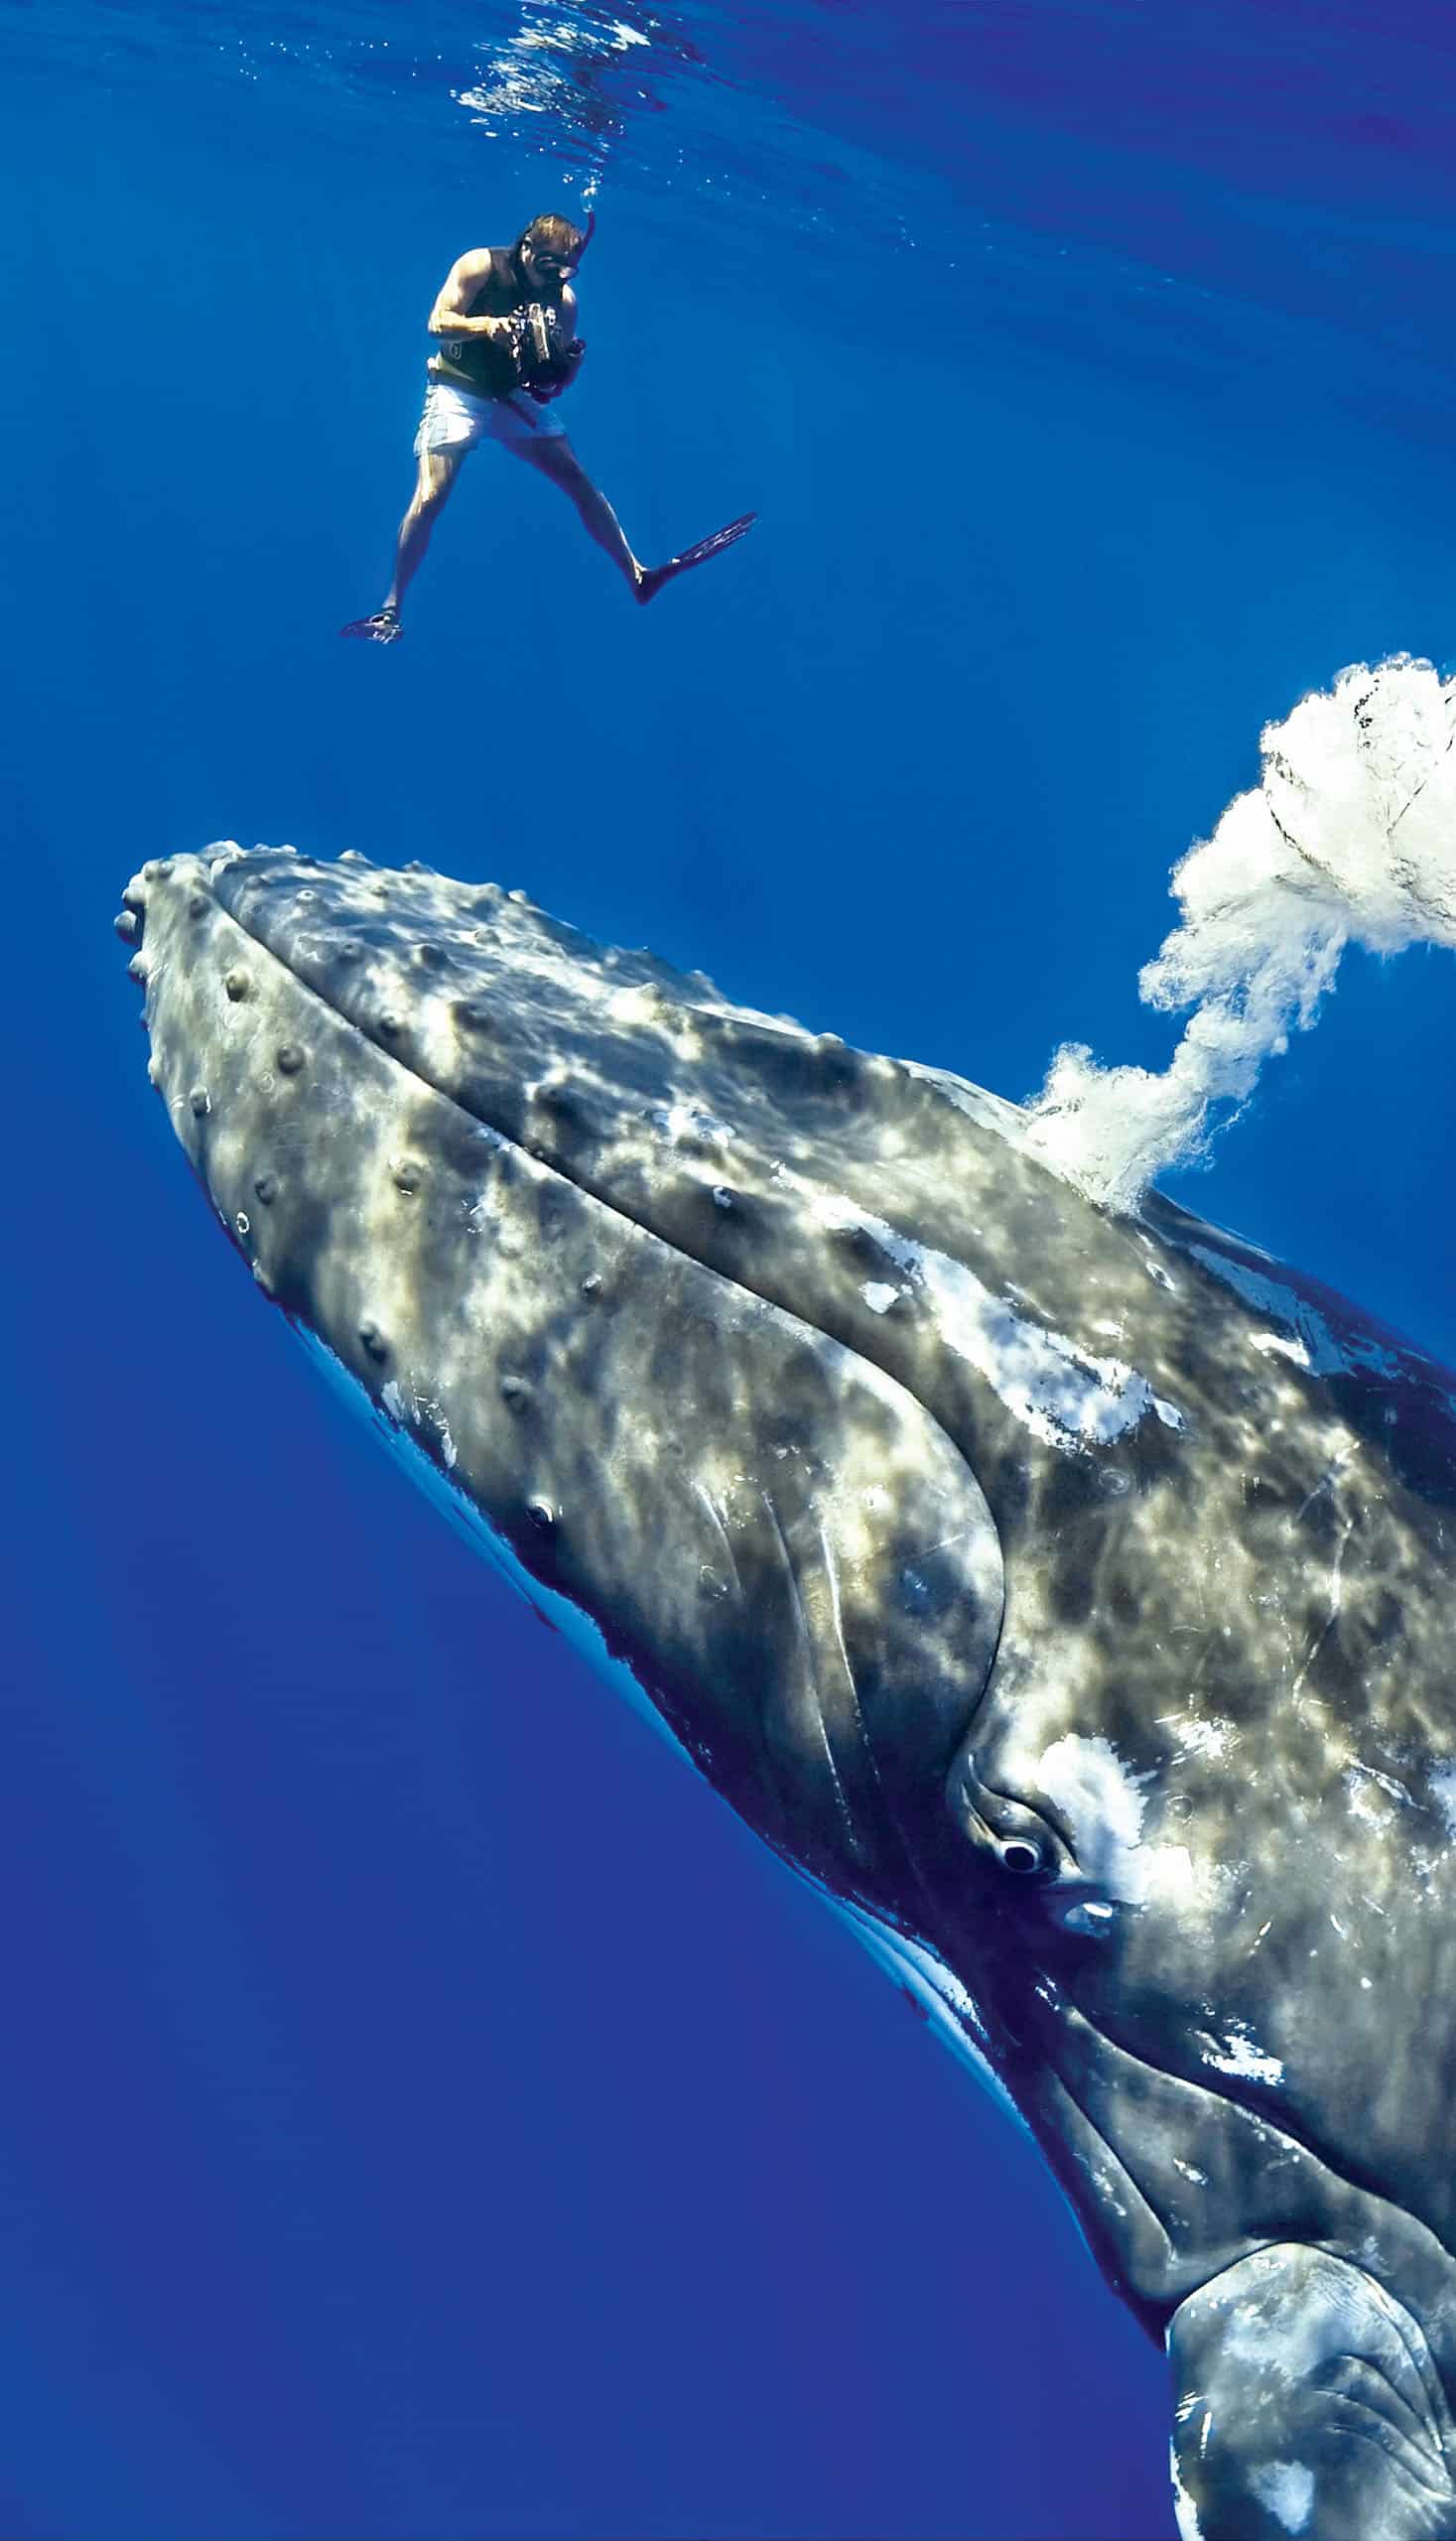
[341,211,755,643]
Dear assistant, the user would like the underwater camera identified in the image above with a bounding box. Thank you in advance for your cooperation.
[523,302,557,372]
[510,301,587,402]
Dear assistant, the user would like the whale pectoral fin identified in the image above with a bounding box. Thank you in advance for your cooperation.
[1167,2245,1456,2540]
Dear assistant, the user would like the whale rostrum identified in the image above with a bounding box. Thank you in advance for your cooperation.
[120,844,1456,2540]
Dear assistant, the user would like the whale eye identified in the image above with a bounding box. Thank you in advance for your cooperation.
[1000,1837,1043,1876]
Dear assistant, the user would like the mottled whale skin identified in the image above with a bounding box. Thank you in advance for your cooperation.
[119,845,1456,2541]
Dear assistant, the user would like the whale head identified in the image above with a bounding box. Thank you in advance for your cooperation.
[119,845,1456,2537]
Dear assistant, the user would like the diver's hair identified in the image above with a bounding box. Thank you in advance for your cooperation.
[517,212,589,263]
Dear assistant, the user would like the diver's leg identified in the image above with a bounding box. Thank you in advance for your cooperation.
[507,432,644,593]
[386,448,464,610]
[341,448,464,641]
[507,431,755,603]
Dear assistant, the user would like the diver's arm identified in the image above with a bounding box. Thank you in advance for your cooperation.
[427,255,509,338]
[556,287,579,344]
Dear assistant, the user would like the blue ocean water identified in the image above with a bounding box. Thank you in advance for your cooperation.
[5,3,1456,2533]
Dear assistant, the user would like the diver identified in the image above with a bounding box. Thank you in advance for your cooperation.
[341,211,755,643]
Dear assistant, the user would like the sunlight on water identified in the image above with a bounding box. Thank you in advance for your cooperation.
[20,0,1456,413]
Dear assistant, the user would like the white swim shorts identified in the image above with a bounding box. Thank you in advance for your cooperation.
[414,378,568,457]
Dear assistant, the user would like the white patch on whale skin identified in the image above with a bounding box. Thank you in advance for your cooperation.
[382,1378,459,1471]
[800,1189,1185,1454]
[1035,1732,1201,1909]
[1157,1712,1235,1764]
[605,984,666,1028]
[1038,1732,1148,1846]
[1252,1331,1311,1369]
[1197,2020,1283,2087]
[1428,1761,1456,1838]
[1251,2462,1314,2534]
[1345,1760,1414,1826]
[1169,2447,1205,2541]
[1187,1245,1400,1383]
[1224,2289,1296,2371]
[1143,1844,1199,1906]
[860,1280,900,1315]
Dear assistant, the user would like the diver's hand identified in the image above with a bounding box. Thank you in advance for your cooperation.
[427,313,512,341]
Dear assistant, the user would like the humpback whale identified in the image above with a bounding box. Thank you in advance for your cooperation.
[117,844,1456,2541]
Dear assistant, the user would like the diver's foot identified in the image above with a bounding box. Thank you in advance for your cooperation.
[634,512,756,605]
[339,603,403,643]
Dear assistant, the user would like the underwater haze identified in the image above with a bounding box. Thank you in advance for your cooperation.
[6,2,1456,2534]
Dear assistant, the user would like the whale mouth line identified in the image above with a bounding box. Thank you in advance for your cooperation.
[167,847,1183,1479]
[236,899,885,1376]
[1044,1993,1449,2316]
[186,848,990,1444]
[205,852,842,1280]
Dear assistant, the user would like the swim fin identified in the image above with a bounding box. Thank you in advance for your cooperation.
[635,513,756,605]
[339,604,402,643]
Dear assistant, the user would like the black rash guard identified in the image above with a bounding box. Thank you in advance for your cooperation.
[428,248,567,400]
